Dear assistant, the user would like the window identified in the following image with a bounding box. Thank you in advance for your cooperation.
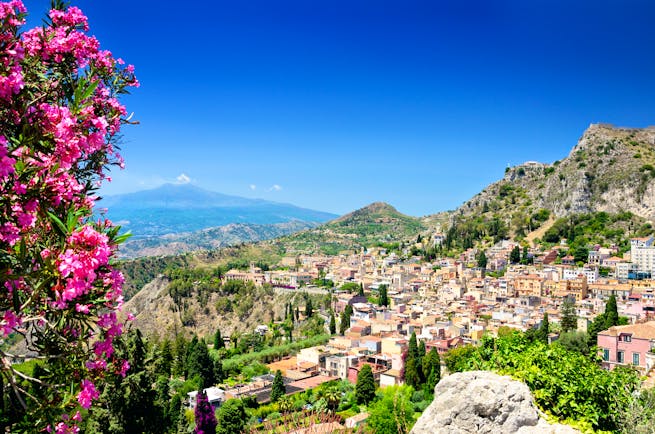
[618,351,625,364]
[633,352,640,366]
[624,335,632,342]
[603,348,610,361]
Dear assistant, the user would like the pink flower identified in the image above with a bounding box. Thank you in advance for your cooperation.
[1,310,21,336]
[119,359,130,377]
[77,380,98,409]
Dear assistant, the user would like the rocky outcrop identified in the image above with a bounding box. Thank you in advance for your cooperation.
[411,371,579,434]
[455,124,655,224]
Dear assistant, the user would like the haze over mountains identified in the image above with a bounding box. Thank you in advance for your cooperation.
[99,183,338,257]
[110,124,655,259]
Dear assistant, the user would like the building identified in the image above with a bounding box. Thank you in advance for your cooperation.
[187,387,225,409]
[631,237,655,277]
[514,274,544,297]
[597,321,655,373]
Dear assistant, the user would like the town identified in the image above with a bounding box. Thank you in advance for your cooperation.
[192,233,655,422]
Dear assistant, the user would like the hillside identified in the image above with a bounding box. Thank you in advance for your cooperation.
[117,220,319,258]
[447,124,655,247]
[100,183,338,237]
[267,202,434,255]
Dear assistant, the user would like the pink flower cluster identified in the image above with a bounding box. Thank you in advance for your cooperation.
[0,1,138,430]
[56,226,111,304]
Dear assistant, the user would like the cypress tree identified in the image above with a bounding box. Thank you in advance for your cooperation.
[604,294,619,329]
[408,332,419,360]
[379,284,389,307]
[329,310,336,335]
[510,245,521,264]
[537,312,550,344]
[305,298,313,318]
[339,310,349,335]
[404,358,419,388]
[271,370,286,402]
[560,298,577,333]
[355,364,376,405]
[213,328,224,350]
[358,283,365,297]
[423,348,441,393]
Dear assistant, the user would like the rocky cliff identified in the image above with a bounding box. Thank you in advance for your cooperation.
[411,371,579,434]
[456,124,655,227]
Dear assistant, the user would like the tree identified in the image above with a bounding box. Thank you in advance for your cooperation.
[423,348,441,393]
[216,399,246,434]
[510,245,521,263]
[155,338,173,378]
[173,334,188,377]
[270,370,286,402]
[476,251,488,269]
[305,298,313,318]
[355,364,376,405]
[604,294,619,330]
[537,312,550,344]
[213,328,224,350]
[0,2,138,431]
[379,284,389,307]
[321,386,341,412]
[85,329,165,433]
[358,283,365,297]
[560,298,577,333]
[521,246,532,265]
[366,386,415,434]
[339,311,349,335]
[194,390,217,434]
[403,357,420,389]
[329,310,336,335]
[187,339,216,389]
[557,331,590,356]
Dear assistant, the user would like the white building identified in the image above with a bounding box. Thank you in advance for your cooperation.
[631,237,655,275]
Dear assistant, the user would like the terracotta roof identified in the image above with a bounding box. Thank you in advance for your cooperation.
[600,321,655,339]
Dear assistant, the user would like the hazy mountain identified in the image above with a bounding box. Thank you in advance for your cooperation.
[117,220,320,259]
[99,183,338,237]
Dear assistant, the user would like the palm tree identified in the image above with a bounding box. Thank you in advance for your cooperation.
[278,395,294,413]
[321,386,341,413]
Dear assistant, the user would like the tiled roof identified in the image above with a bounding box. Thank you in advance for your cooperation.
[600,321,655,339]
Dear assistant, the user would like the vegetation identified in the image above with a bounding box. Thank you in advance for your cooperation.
[366,386,415,434]
[271,370,286,403]
[443,330,641,432]
[355,364,376,405]
[194,390,217,434]
[0,2,139,431]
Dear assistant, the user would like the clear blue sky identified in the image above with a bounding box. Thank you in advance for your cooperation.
[24,1,655,216]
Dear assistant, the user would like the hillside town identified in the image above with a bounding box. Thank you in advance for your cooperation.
[196,234,655,413]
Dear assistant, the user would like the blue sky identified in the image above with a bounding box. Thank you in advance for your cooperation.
[24,1,655,216]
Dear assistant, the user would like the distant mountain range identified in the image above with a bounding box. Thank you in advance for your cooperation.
[99,183,338,238]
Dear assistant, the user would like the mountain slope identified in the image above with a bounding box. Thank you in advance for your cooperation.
[268,202,431,254]
[451,124,655,242]
[99,183,338,237]
[117,220,320,258]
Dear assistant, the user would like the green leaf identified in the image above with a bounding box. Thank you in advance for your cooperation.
[114,231,132,245]
[47,211,68,236]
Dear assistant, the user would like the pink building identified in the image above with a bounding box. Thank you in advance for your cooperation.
[597,321,655,373]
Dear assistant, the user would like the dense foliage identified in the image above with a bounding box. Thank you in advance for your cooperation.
[0,1,138,431]
[444,330,641,432]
